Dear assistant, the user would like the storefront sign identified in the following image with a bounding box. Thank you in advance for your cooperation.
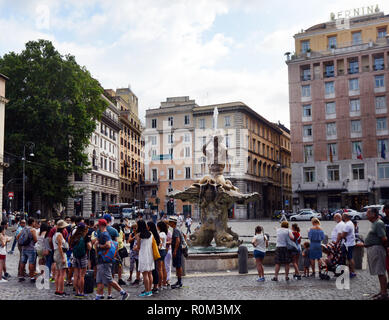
[331,4,380,20]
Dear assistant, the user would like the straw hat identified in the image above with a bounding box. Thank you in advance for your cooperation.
[56,220,68,229]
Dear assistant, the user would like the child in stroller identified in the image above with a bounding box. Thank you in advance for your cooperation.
[319,242,346,280]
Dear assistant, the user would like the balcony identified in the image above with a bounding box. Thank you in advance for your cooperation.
[374,64,385,71]
[323,70,334,78]
[347,67,359,74]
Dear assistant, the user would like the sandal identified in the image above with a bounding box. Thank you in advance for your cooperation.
[373,294,388,300]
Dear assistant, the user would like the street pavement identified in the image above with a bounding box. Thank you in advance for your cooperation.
[0,220,382,300]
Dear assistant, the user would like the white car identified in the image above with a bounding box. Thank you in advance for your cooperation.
[289,210,321,221]
[342,209,364,220]
[359,205,385,219]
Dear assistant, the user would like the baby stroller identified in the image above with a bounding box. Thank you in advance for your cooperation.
[319,242,346,280]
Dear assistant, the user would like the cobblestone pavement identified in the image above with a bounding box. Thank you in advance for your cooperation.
[0,230,382,301]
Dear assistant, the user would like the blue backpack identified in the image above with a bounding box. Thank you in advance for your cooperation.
[99,241,118,263]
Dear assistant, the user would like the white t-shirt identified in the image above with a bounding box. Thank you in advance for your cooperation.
[342,220,356,247]
[185,218,192,226]
[331,221,345,242]
[276,228,293,247]
[159,232,167,250]
[252,234,267,253]
[177,216,184,228]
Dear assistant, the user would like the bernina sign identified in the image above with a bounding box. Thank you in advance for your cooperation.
[331,4,380,20]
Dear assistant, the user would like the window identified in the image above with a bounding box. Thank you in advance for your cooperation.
[168,134,174,144]
[352,164,364,180]
[301,40,310,53]
[349,78,359,91]
[151,149,157,157]
[374,57,384,71]
[168,117,173,127]
[152,169,158,182]
[303,167,315,182]
[352,31,362,45]
[168,148,173,159]
[348,60,359,74]
[151,189,157,197]
[303,105,312,117]
[328,36,337,48]
[301,67,311,81]
[199,119,205,129]
[377,117,387,131]
[325,82,335,94]
[303,125,312,137]
[378,163,389,179]
[168,168,174,180]
[185,167,191,179]
[351,120,361,133]
[150,136,157,145]
[151,119,157,128]
[350,99,360,112]
[301,85,311,97]
[327,165,339,181]
[375,75,385,88]
[185,147,190,158]
[324,64,335,78]
[184,133,190,143]
[304,145,313,161]
[378,27,387,39]
[326,122,336,136]
[224,116,231,127]
[376,96,386,109]
[325,102,336,114]
[184,115,190,125]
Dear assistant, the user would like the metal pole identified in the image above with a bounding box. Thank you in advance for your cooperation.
[22,145,26,215]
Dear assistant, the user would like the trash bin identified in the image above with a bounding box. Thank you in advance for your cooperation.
[238,245,248,274]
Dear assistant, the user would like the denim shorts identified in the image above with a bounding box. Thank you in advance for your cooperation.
[21,249,37,265]
[253,250,266,259]
[343,245,355,260]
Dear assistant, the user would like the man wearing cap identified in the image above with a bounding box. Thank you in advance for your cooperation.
[339,212,356,278]
[102,214,119,241]
[94,219,129,300]
[168,216,183,289]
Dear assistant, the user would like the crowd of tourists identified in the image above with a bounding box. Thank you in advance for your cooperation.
[251,206,389,300]
[0,211,187,299]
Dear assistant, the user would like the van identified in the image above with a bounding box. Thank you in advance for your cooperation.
[359,205,384,218]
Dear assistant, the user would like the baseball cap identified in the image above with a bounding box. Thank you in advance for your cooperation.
[98,219,108,226]
[103,214,112,222]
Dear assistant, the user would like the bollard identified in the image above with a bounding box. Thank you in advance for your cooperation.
[238,245,248,274]
[181,252,186,276]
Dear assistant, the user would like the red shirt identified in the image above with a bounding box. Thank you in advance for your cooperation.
[48,227,68,239]
[292,231,301,244]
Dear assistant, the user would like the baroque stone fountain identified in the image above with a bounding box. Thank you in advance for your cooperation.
[168,107,260,249]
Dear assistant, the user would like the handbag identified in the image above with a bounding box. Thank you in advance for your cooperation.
[118,247,128,258]
[152,236,161,261]
[286,234,299,251]
[180,232,189,258]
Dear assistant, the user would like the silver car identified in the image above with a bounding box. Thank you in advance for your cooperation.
[290,209,321,221]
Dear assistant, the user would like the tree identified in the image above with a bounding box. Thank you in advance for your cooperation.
[0,40,107,214]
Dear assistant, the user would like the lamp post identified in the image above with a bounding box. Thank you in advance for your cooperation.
[277,162,286,211]
[22,142,35,216]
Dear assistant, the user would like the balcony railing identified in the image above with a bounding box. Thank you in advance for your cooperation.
[324,70,335,78]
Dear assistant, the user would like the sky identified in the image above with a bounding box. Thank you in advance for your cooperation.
[1,0,389,128]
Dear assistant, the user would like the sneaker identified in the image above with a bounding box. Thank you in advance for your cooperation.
[145,291,153,297]
[171,282,182,289]
[60,292,68,297]
[107,295,114,300]
[49,278,55,283]
[118,279,126,286]
[162,285,168,290]
[30,278,36,284]
[152,288,159,294]
[0,278,8,283]
[75,294,85,298]
[18,277,25,282]
[132,279,140,285]
[258,277,265,282]
[121,292,129,300]
[4,272,10,279]
[7,251,13,255]
[95,295,104,300]
[138,292,148,297]
[271,277,278,281]
[350,272,357,279]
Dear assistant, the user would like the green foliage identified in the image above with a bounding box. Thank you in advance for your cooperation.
[0,39,107,207]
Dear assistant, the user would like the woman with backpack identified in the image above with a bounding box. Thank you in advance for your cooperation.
[35,223,51,275]
[135,220,155,297]
[69,223,91,298]
[53,220,69,297]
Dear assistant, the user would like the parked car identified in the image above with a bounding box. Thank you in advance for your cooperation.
[122,208,136,219]
[289,209,321,221]
[359,205,385,219]
[343,209,364,220]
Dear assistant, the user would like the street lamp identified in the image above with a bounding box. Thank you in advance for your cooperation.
[276,162,286,211]
[22,142,35,216]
